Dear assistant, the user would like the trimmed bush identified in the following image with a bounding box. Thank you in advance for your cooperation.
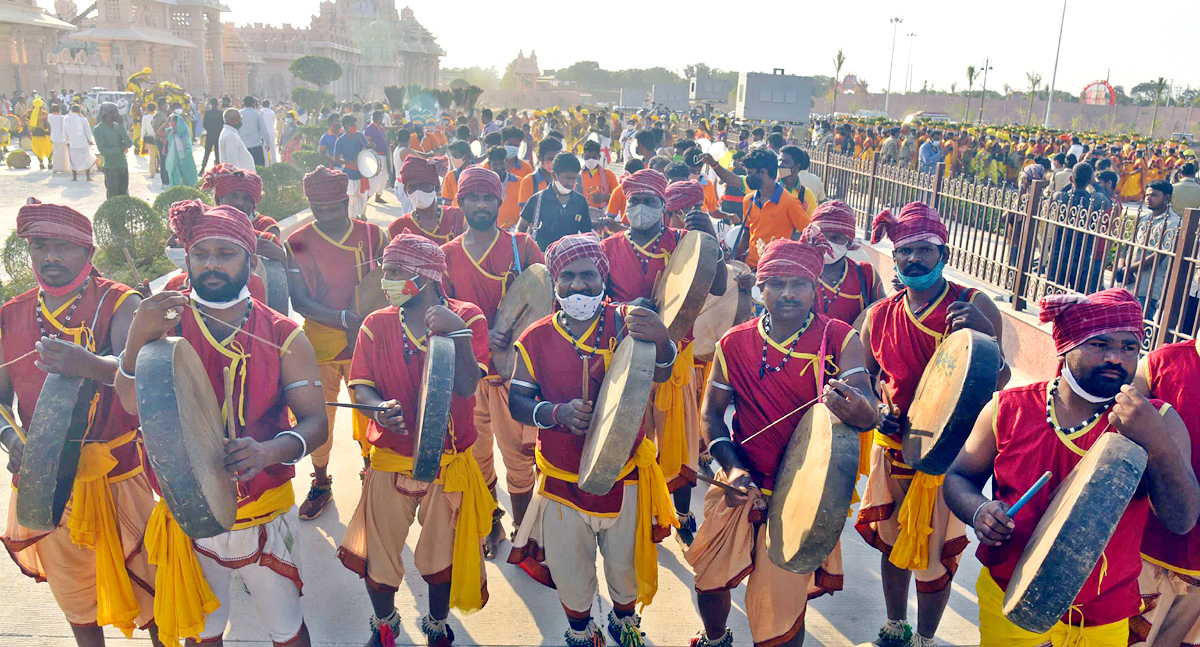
[91,196,170,287]
[153,185,211,216]
[1,231,35,297]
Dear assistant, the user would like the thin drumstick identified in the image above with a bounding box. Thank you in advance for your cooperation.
[194,308,291,354]
[1006,471,1053,518]
[223,367,237,443]
[696,472,742,494]
[325,401,389,413]
[0,349,38,369]
[0,405,25,444]
[738,395,821,446]
[122,247,143,287]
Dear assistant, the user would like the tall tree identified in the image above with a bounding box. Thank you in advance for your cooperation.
[964,65,977,122]
[1150,76,1169,138]
[831,49,846,114]
[288,55,342,92]
[1026,71,1042,124]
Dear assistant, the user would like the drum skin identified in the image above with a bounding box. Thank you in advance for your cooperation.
[902,329,1002,475]
[653,230,722,342]
[492,264,553,381]
[766,404,860,574]
[1002,433,1148,633]
[412,336,455,483]
[136,337,237,539]
[16,375,97,531]
[578,337,657,495]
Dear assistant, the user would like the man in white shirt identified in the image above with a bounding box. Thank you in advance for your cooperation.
[219,108,256,172]
[1066,135,1084,161]
[141,102,159,177]
[237,96,271,167]
[260,99,277,164]
[48,103,69,173]
[64,104,95,181]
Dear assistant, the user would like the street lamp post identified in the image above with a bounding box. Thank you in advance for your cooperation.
[885,17,902,117]
[976,58,992,124]
[1044,0,1067,127]
[905,32,916,93]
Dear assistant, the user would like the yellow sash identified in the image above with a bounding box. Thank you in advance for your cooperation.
[304,319,348,363]
[977,567,1128,647]
[535,437,678,609]
[370,446,494,613]
[67,430,141,636]
[653,341,693,483]
[873,431,943,571]
[146,481,294,646]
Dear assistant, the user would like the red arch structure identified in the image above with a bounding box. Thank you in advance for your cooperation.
[1080,80,1116,106]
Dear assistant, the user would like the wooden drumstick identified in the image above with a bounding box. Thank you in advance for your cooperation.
[695,472,743,494]
[0,349,38,369]
[122,247,143,287]
[1006,471,1053,518]
[222,367,237,443]
[739,395,821,446]
[195,309,291,354]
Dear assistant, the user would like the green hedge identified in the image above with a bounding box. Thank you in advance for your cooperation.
[153,185,211,216]
[91,196,170,288]
[256,162,307,220]
[1,231,35,301]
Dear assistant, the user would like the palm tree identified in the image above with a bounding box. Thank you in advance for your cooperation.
[1150,77,1168,138]
[831,49,846,114]
[1025,71,1042,125]
[965,65,977,122]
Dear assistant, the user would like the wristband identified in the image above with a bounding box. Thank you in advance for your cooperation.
[339,310,349,330]
[655,339,678,369]
[116,350,135,380]
[444,328,474,339]
[708,436,735,452]
[532,401,554,429]
[100,354,117,387]
[275,430,307,466]
[971,500,992,528]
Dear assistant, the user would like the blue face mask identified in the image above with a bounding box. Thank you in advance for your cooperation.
[895,258,945,291]
[505,145,520,159]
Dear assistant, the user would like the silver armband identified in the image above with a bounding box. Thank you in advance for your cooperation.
[274,430,307,466]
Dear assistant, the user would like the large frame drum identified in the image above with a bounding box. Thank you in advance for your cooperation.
[578,336,657,495]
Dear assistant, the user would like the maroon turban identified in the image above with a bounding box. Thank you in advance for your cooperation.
[382,233,446,285]
[665,180,705,213]
[810,200,860,249]
[16,199,93,249]
[168,200,257,254]
[303,165,349,205]
[756,228,833,284]
[399,156,448,187]
[870,202,948,248]
[1039,288,1145,355]
[202,163,263,206]
[546,233,609,281]
[621,169,668,201]
[456,164,503,202]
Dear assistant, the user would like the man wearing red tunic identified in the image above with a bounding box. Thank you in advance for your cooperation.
[286,165,387,519]
[0,200,159,645]
[858,202,1009,647]
[1132,331,1200,646]
[387,156,466,245]
[600,171,727,547]
[201,163,286,261]
[944,289,1200,647]
[336,234,494,647]
[685,234,879,647]
[115,200,328,647]
[441,165,545,558]
[806,201,884,326]
[506,234,678,647]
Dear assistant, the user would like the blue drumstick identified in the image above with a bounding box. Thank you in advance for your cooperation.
[1006,471,1052,517]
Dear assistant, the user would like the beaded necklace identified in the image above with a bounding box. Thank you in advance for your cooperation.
[759,311,812,379]
[558,309,606,362]
[626,229,666,272]
[1045,377,1108,435]
[36,278,88,339]
[820,263,849,313]
[398,299,444,363]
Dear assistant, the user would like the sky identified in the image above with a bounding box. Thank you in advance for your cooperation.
[47,0,1200,96]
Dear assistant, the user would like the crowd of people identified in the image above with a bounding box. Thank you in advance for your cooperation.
[2,87,1200,647]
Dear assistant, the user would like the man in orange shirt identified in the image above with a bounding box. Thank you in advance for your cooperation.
[579,140,618,216]
[737,149,812,268]
[484,146,524,230]
[518,138,563,212]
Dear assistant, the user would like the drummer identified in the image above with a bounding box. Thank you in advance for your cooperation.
[440,165,544,557]
[0,200,159,642]
[200,163,286,262]
[943,289,1200,647]
[857,201,1009,647]
[114,199,328,647]
[286,165,388,520]
[599,171,727,547]
[388,156,465,245]
[1131,312,1200,646]
[685,233,879,647]
[337,234,493,647]
[507,234,678,647]
[806,200,885,326]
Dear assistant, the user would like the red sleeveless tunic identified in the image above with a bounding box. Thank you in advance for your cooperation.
[348,300,489,456]
[168,301,302,505]
[1142,340,1200,574]
[868,281,977,422]
[387,206,466,245]
[818,258,876,325]
[514,303,646,515]
[979,381,1154,627]
[441,230,544,327]
[0,278,143,477]
[600,228,684,303]
[714,313,854,491]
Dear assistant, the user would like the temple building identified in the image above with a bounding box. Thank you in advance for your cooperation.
[0,0,75,95]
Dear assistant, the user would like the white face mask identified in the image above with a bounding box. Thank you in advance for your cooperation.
[1060,362,1118,404]
[777,167,793,179]
[823,243,849,265]
[190,285,250,310]
[165,246,187,270]
[627,203,664,229]
[556,287,605,320]
[584,158,600,170]
[410,190,437,209]
[173,108,183,115]
[553,180,573,195]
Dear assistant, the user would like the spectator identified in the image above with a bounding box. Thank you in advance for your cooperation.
[200,98,223,172]
[141,102,159,176]
[238,95,271,167]
[918,131,944,174]
[92,102,132,198]
[1047,163,1110,293]
[260,99,277,163]
[1171,163,1200,213]
[1118,180,1179,318]
[318,113,341,165]
[218,107,255,172]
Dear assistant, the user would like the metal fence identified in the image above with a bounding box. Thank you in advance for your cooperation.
[803,143,1200,347]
